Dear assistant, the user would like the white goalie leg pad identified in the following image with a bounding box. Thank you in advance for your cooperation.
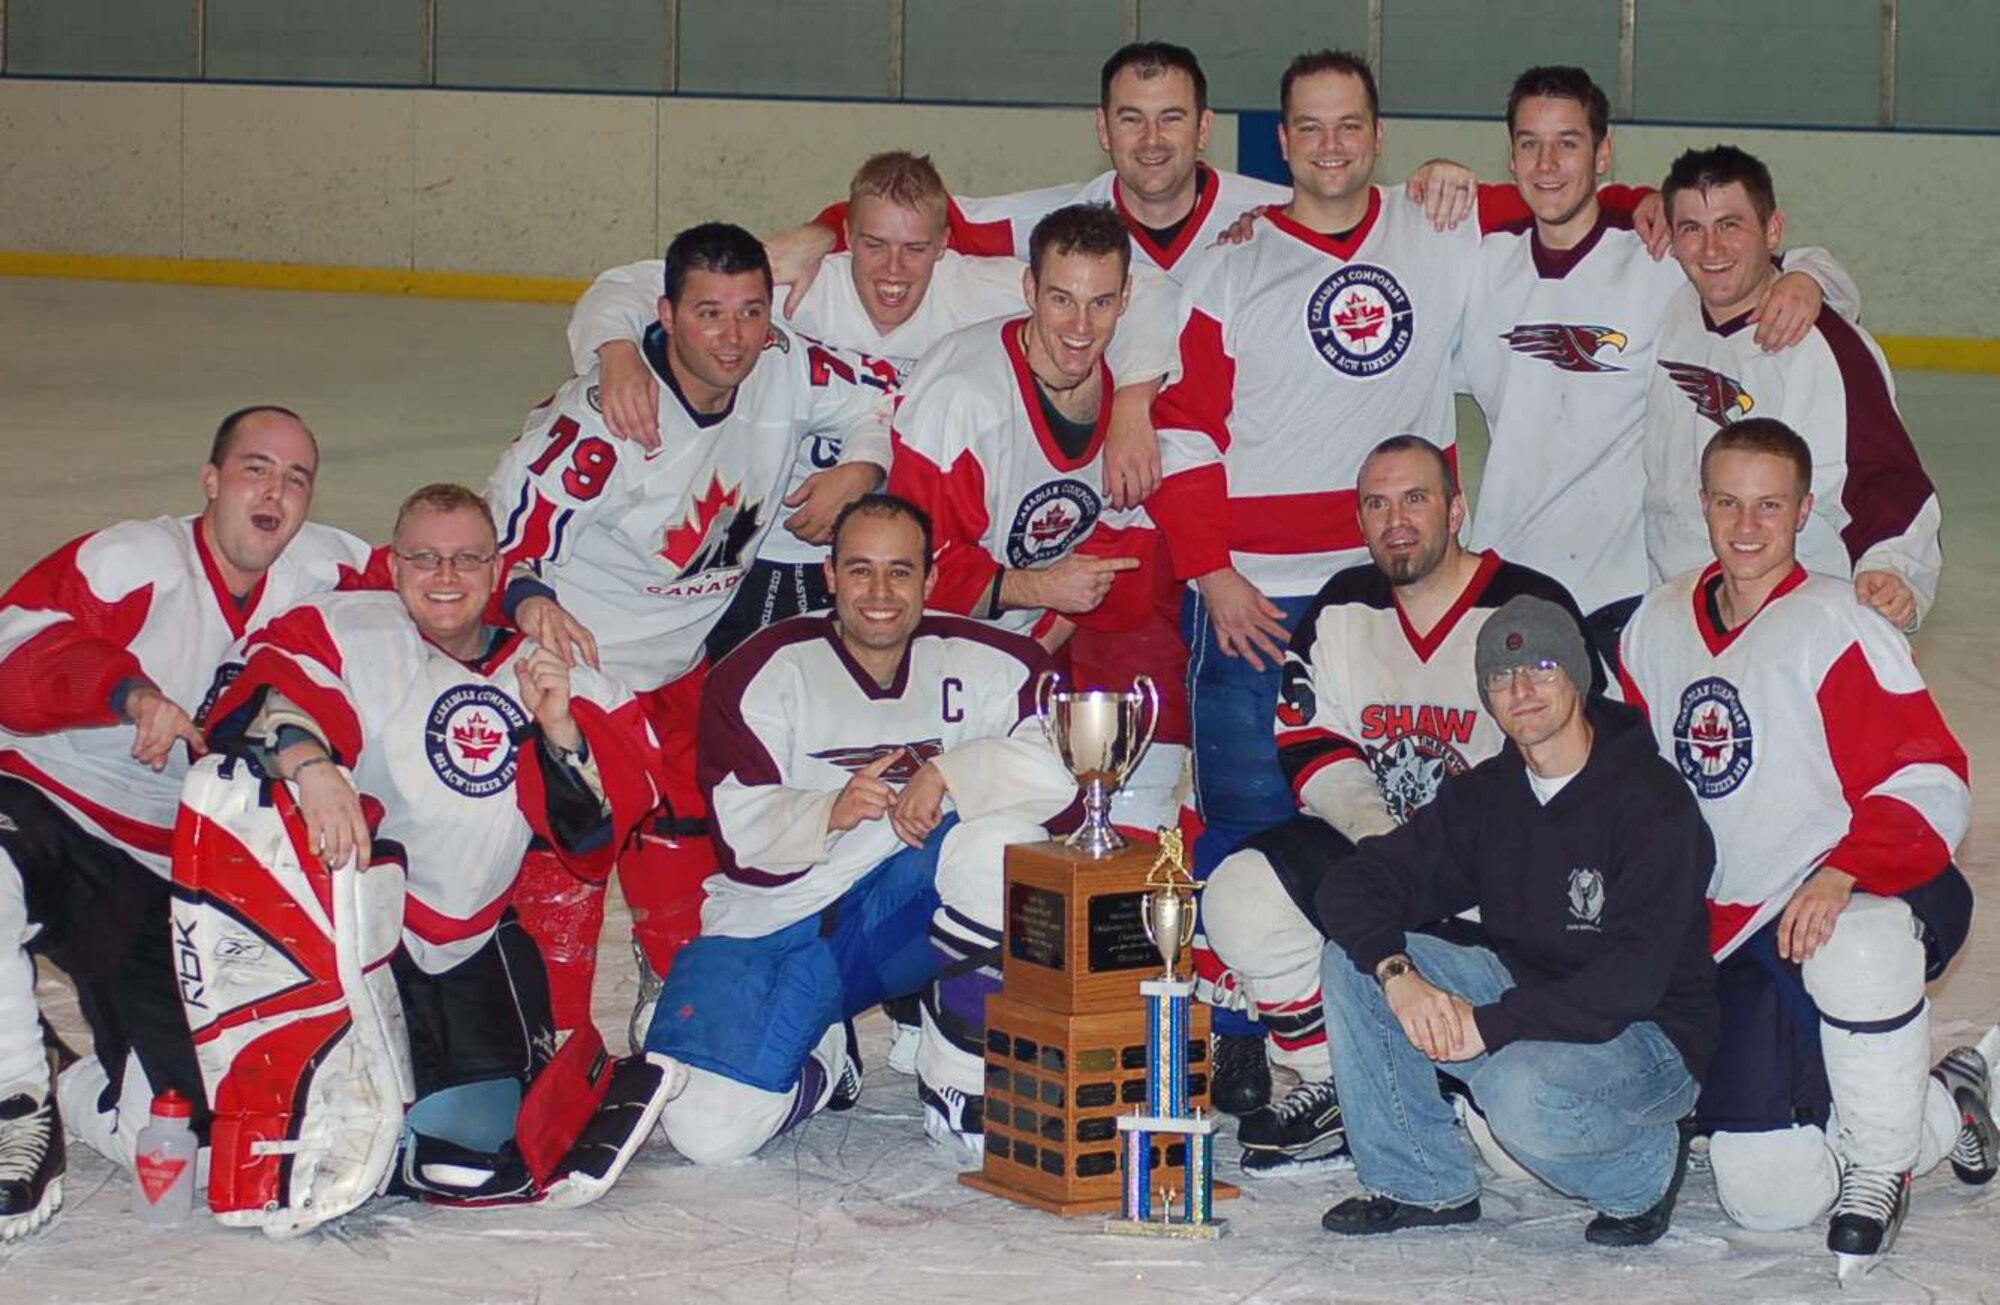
[1802,893,1929,1172]
[1710,1125,1841,1230]
[172,756,411,1238]
[0,850,46,1101]
[922,815,1038,1098]
[1202,849,1331,1079]
[931,814,1045,942]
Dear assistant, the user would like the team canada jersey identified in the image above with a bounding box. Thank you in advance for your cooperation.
[1641,295,1941,623]
[817,164,1292,281]
[886,317,1157,634]
[1276,552,1593,836]
[566,254,1177,567]
[1149,188,1490,596]
[488,328,895,692]
[1618,564,1969,960]
[208,593,661,973]
[0,516,368,876]
[697,613,1076,938]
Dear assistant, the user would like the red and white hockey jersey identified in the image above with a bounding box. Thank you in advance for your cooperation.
[1641,295,1941,623]
[208,592,662,973]
[487,329,895,693]
[1618,564,1969,960]
[0,516,368,876]
[1149,187,1501,597]
[697,613,1077,938]
[565,254,1176,567]
[1463,220,1859,616]
[886,316,1158,635]
[1277,552,1593,839]
[816,163,1292,282]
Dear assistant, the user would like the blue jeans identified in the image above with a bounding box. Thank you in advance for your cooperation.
[1321,932,1699,1217]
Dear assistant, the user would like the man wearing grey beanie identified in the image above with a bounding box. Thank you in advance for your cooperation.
[1313,593,1718,1248]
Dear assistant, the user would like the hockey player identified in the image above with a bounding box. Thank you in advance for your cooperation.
[0,406,367,1240]
[642,495,1077,1161]
[1200,436,1596,1169]
[1619,420,1994,1279]
[488,222,896,1037]
[1316,595,1717,1247]
[1459,67,1856,665]
[179,484,671,1231]
[1642,145,1940,631]
[1148,50,1562,1113]
[564,153,1175,660]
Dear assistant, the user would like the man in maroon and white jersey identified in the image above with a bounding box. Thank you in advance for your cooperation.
[1459,68,1855,665]
[486,222,895,1036]
[0,406,367,1236]
[1620,421,1989,1275]
[1642,146,1940,632]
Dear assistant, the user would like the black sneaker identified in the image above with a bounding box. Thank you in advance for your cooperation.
[1238,1076,1349,1174]
[0,1090,65,1243]
[1585,1119,1692,1247]
[1210,1033,1272,1116]
[1321,1192,1480,1236]
[827,1020,863,1112]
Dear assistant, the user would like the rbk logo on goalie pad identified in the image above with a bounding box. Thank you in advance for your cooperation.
[1673,676,1754,799]
[426,685,529,798]
[1006,480,1100,569]
[1503,323,1630,374]
[1306,264,1413,377]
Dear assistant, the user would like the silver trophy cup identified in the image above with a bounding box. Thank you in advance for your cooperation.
[1140,884,1198,981]
[1034,672,1159,857]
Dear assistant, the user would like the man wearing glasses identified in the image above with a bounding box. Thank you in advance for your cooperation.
[1312,593,1718,1249]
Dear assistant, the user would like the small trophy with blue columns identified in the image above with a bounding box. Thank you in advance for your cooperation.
[1105,829,1227,1239]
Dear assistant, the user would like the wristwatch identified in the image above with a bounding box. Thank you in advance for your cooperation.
[1374,954,1415,988]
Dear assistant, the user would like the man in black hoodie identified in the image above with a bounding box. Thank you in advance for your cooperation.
[1315,594,1717,1247]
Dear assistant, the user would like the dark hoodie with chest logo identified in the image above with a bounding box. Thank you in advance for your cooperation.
[1317,698,1720,1079]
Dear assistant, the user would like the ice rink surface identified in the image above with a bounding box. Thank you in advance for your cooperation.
[2,277,1996,1303]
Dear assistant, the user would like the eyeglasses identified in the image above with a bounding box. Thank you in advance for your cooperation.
[1480,659,1564,693]
[394,549,498,573]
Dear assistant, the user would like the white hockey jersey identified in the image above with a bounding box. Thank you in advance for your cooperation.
[816,163,1292,282]
[886,316,1158,634]
[698,613,1077,938]
[1619,564,1970,960]
[487,328,895,692]
[1462,221,1860,617]
[1277,552,1594,839]
[1641,296,1941,623]
[1150,187,1495,596]
[0,516,368,876]
[565,253,1176,566]
[208,592,662,973]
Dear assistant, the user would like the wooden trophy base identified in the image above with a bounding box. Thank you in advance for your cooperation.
[960,993,1241,1217]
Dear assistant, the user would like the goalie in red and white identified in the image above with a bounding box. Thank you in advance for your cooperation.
[173,484,671,1236]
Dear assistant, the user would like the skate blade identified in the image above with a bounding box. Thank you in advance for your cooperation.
[0,1176,63,1242]
[1836,1250,1885,1286]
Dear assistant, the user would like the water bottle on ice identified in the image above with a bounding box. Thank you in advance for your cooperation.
[133,1090,197,1225]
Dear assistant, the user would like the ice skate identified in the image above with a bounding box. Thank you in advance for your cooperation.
[1932,1044,1996,1185]
[882,994,921,1077]
[627,932,663,1056]
[1237,1075,1350,1175]
[1827,1164,1910,1284]
[0,1089,64,1243]
[917,1076,983,1160]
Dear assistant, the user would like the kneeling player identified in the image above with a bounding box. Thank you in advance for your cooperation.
[644,496,1076,1163]
[176,485,668,1234]
[1620,420,1996,1280]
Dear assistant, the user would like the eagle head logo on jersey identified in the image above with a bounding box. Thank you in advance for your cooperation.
[1503,324,1630,374]
[426,684,530,798]
[1659,360,1755,426]
[657,471,764,592]
[1672,675,1754,798]
[1006,480,1101,569]
[1306,264,1414,378]
[812,739,945,784]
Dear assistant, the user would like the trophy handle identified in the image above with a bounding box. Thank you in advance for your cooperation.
[1122,675,1161,783]
[1177,900,1198,949]
[1034,670,1061,738]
